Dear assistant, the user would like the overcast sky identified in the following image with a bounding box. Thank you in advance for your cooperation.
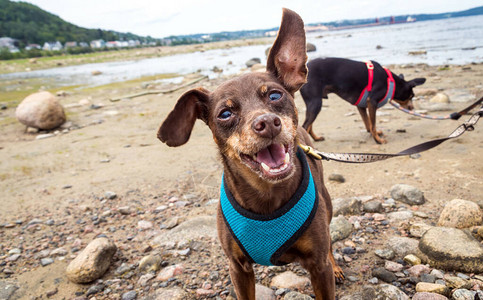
[15,0,483,38]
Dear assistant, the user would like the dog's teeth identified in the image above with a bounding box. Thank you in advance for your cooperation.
[261,162,270,172]
[284,152,290,164]
[252,154,257,161]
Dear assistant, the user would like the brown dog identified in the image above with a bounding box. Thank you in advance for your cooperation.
[158,9,342,300]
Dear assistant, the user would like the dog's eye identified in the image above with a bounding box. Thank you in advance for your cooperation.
[218,110,233,120]
[269,91,282,101]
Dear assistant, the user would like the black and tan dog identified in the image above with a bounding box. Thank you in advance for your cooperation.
[158,9,342,300]
[300,57,426,143]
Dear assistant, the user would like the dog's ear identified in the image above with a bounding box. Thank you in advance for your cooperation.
[266,8,308,95]
[408,77,426,87]
[157,87,210,147]
[399,74,405,80]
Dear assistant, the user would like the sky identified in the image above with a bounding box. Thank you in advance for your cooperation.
[15,0,483,38]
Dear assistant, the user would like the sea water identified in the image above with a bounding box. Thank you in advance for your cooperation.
[1,15,482,88]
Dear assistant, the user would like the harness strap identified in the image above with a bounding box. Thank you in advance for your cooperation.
[378,68,395,108]
[300,104,482,163]
[354,61,374,107]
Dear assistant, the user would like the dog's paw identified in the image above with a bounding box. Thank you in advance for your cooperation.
[334,267,345,284]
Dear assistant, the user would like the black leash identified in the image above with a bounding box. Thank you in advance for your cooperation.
[300,104,482,163]
[389,96,483,120]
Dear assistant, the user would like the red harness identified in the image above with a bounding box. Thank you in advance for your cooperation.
[354,61,395,108]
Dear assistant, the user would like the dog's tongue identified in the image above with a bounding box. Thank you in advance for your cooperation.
[256,144,286,168]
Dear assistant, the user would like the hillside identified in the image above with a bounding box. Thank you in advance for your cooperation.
[0,0,156,46]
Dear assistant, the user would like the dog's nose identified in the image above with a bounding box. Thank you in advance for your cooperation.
[252,114,282,138]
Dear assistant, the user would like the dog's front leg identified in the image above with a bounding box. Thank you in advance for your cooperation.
[303,258,335,300]
[357,107,371,132]
[229,258,256,300]
[367,101,386,144]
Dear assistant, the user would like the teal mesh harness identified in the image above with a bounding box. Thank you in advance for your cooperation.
[220,148,318,266]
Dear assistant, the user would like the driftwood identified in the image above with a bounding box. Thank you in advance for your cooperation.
[110,75,209,102]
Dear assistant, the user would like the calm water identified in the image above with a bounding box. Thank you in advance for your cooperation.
[1,15,482,88]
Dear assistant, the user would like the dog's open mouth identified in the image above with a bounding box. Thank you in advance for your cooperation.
[240,143,294,180]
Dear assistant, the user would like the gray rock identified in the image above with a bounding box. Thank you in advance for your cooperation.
[372,267,397,283]
[419,227,483,273]
[105,191,117,199]
[363,201,384,213]
[362,284,409,300]
[328,173,345,183]
[138,254,162,273]
[306,43,316,52]
[122,291,137,300]
[271,271,310,289]
[332,197,362,216]
[153,216,216,245]
[390,184,425,205]
[283,291,312,299]
[147,287,187,300]
[410,222,433,238]
[0,281,19,300]
[255,284,276,300]
[66,237,117,283]
[387,210,414,222]
[40,258,54,266]
[375,249,395,260]
[386,236,419,257]
[330,215,353,242]
[15,91,66,130]
[245,58,261,68]
[445,89,476,103]
[412,292,448,300]
[437,199,482,228]
[452,289,475,300]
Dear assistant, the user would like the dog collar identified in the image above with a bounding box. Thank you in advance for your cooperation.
[219,147,318,266]
[354,61,395,108]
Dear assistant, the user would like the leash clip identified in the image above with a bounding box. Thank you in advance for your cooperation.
[463,123,475,131]
[299,143,324,160]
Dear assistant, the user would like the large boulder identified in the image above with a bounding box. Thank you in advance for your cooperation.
[66,237,117,283]
[15,91,66,130]
[418,227,483,273]
[437,199,482,228]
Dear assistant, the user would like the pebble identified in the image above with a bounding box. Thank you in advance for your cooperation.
[283,291,312,300]
[137,220,153,230]
[8,248,22,255]
[372,267,397,283]
[452,289,476,300]
[328,173,345,183]
[408,264,431,277]
[363,201,384,213]
[412,292,449,300]
[385,236,419,257]
[66,237,117,283]
[40,258,54,266]
[404,254,422,265]
[390,184,425,205]
[385,261,404,272]
[375,249,395,260]
[138,255,162,273]
[104,191,117,200]
[121,291,137,300]
[330,215,353,242]
[271,271,310,289]
[156,264,184,281]
[415,282,450,295]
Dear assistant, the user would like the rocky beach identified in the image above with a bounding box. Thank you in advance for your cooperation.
[0,43,482,300]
